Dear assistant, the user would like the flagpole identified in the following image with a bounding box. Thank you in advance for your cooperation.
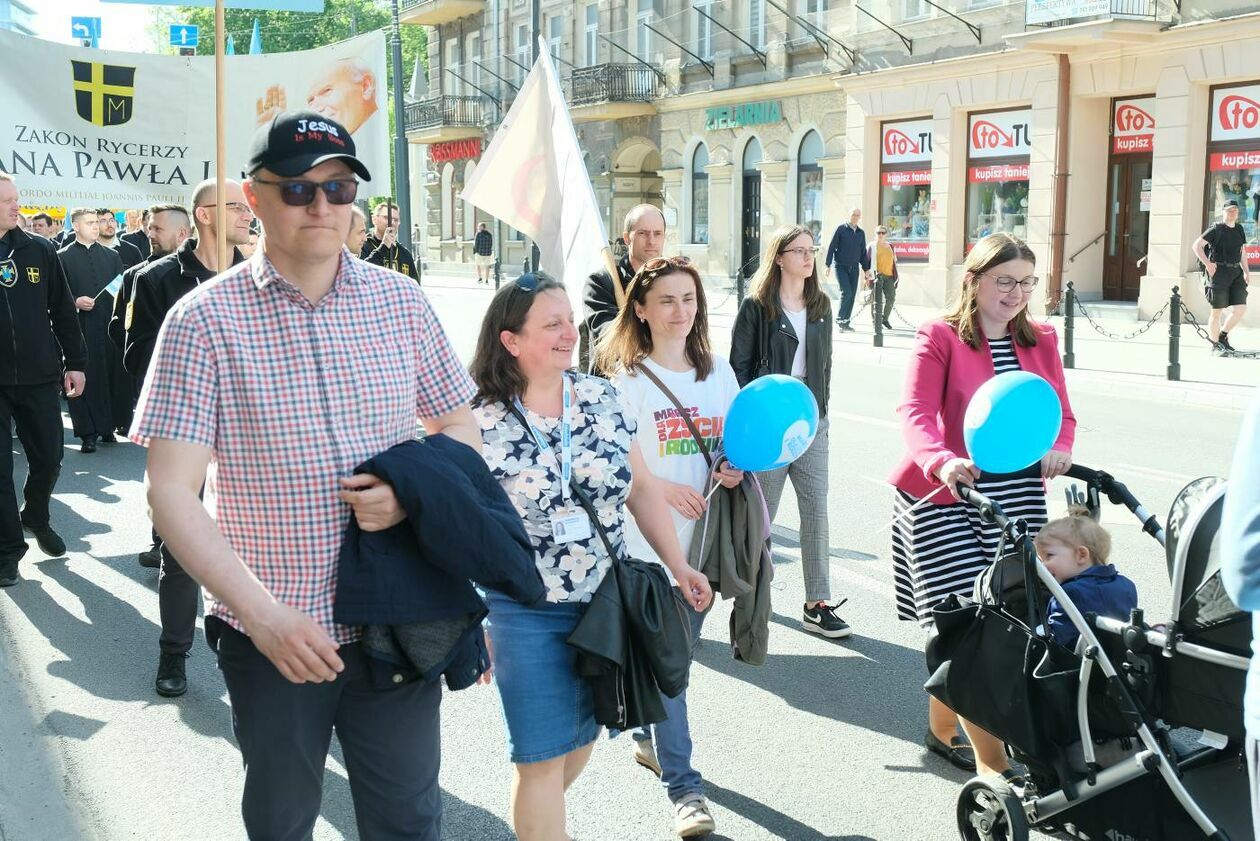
[215,0,227,270]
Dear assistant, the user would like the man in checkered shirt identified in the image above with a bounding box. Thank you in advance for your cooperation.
[132,111,480,839]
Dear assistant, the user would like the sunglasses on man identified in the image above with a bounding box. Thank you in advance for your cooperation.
[251,177,360,207]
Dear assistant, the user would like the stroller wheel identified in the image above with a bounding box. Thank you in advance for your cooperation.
[956,777,1029,841]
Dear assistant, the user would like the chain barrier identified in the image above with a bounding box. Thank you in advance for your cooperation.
[1071,296,1169,342]
[1179,302,1260,359]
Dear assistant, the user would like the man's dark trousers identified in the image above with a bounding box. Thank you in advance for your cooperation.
[158,541,199,654]
[835,264,860,324]
[0,383,63,568]
[212,619,443,841]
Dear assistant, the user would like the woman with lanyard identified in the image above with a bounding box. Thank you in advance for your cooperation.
[889,232,1076,780]
[470,272,712,841]
[730,224,849,639]
[595,255,743,838]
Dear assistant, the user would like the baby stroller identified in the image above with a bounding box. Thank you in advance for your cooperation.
[925,464,1252,841]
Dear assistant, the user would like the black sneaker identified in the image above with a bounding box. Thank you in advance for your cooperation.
[1219,331,1237,352]
[138,545,161,569]
[80,436,97,454]
[803,599,853,639]
[20,517,66,557]
[156,652,189,697]
[882,319,894,330]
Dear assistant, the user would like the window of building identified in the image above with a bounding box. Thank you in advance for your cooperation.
[463,161,478,240]
[636,0,654,62]
[965,108,1032,250]
[441,163,455,240]
[902,0,929,20]
[445,39,459,95]
[1205,82,1260,268]
[797,130,824,244]
[805,0,826,27]
[691,143,710,244]
[879,118,933,261]
[548,15,563,62]
[750,0,766,49]
[695,0,713,60]
[515,24,529,83]
[468,33,482,91]
[585,4,599,66]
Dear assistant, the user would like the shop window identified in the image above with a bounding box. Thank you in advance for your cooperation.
[797,130,824,244]
[1204,83,1260,268]
[879,118,932,261]
[691,143,710,244]
[965,109,1031,250]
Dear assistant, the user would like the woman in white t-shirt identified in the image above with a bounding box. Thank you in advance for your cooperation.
[595,255,743,839]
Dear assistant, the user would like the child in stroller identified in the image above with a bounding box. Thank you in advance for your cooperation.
[1033,506,1137,650]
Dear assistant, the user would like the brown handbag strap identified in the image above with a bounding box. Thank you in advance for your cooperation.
[633,363,713,467]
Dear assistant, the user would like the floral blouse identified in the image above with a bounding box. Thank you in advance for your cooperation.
[474,374,637,604]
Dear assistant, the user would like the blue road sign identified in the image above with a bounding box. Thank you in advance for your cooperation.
[70,16,101,46]
[103,1,324,10]
[169,24,200,48]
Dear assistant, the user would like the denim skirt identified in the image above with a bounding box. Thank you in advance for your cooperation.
[484,589,600,764]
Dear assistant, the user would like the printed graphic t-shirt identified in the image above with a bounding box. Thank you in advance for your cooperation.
[614,356,742,581]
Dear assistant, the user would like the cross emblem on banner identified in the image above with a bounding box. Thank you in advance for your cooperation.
[71,60,136,127]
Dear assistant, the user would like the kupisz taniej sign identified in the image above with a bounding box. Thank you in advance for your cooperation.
[705,100,782,131]
[0,28,388,206]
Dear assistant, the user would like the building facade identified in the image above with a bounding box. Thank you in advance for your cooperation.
[402,0,1260,324]
[0,0,36,37]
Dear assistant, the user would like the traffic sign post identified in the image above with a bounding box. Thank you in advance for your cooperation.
[70,16,101,48]
[169,24,200,48]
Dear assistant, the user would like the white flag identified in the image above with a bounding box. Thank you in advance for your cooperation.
[460,41,609,312]
[407,55,428,102]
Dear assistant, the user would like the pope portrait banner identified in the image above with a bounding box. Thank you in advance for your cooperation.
[0,28,389,206]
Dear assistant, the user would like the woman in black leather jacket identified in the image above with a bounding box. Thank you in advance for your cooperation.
[730,224,850,639]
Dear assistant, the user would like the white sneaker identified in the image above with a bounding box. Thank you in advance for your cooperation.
[633,736,662,777]
[673,795,716,838]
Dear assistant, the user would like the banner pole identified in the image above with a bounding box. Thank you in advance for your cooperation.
[215,0,228,271]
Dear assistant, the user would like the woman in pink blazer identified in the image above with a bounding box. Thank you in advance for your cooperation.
[888,233,1077,781]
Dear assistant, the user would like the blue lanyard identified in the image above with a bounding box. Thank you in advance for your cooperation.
[513,376,573,501]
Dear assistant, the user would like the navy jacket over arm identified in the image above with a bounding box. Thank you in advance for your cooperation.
[334,435,546,689]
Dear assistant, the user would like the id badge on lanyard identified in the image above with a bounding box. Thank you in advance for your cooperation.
[514,377,592,544]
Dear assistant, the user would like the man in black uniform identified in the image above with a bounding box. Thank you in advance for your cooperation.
[579,203,665,374]
[96,209,143,433]
[1193,199,1252,354]
[126,178,249,697]
[120,209,152,261]
[58,208,123,453]
[0,174,87,587]
[361,201,418,281]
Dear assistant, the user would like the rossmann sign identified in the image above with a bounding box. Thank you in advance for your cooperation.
[1212,83,1260,143]
[1112,97,1155,154]
[881,119,933,165]
[968,109,1032,160]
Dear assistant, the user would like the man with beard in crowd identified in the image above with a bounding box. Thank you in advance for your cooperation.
[0,175,86,586]
[98,209,144,272]
[112,203,192,571]
[126,180,250,698]
[58,208,123,453]
[361,201,418,281]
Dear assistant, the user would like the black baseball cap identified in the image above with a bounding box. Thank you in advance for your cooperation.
[246,110,371,181]
[1223,199,1240,209]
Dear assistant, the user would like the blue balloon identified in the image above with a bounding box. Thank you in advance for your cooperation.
[963,371,1063,474]
[723,375,819,472]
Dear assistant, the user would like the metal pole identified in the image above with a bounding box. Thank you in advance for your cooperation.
[526,0,540,267]
[390,0,413,254]
[1168,286,1181,382]
[872,277,884,348]
[1063,280,1075,369]
[214,0,227,271]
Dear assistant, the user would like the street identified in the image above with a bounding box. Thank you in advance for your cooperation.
[0,277,1249,841]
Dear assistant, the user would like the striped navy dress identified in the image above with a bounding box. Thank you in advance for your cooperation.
[890,335,1049,626]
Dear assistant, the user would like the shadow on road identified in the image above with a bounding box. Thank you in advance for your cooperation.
[705,780,877,841]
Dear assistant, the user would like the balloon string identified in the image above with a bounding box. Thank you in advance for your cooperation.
[876,483,953,534]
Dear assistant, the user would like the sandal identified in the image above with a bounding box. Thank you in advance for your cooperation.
[925,730,977,772]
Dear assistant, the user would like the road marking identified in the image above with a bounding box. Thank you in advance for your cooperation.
[1108,462,1199,484]
[829,410,900,430]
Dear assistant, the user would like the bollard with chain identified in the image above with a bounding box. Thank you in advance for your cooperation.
[1168,286,1181,382]
[872,277,884,348]
[1063,281,1075,369]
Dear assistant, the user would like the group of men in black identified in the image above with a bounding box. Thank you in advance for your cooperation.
[0,172,420,698]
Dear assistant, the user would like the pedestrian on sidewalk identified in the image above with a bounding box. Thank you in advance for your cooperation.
[0,173,86,587]
[824,207,871,332]
[596,255,744,838]
[134,111,478,839]
[581,204,665,375]
[127,180,251,699]
[730,224,851,639]
[1193,199,1251,354]
[889,232,1076,780]
[58,207,123,453]
[474,222,494,285]
[867,226,899,331]
[470,272,711,841]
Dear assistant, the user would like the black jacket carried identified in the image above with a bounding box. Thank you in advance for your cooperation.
[124,238,243,381]
[334,436,546,690]
[361,235,419,282]
[729,296,833,417]
[0,228,86,385]
[579,253,633,375]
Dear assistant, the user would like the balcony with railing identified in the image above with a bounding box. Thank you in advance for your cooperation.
[1012,0,1172,49]
[404,95,485,145]
[398,0,484,27]
[568,64,662,124]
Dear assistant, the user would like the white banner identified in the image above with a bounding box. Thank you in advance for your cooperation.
[1026,0,1109,25]
[968,109,1032,160]
[1211,83,1260,143]
[0,29,389,208]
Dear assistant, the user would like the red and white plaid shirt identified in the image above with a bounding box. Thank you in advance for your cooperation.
[131,248,475,643]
